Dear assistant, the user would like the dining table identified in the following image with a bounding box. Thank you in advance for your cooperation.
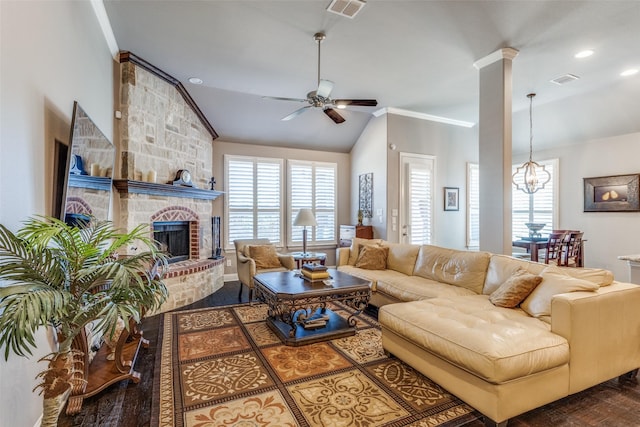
[512,238,548,262]
[512,237,585,266]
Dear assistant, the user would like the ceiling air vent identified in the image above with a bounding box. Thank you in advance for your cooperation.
[550,73,580,85]
[327,0,366,19]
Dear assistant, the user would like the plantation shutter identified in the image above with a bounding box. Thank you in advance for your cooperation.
[225,156,283,248]
[407,160,433,244]
[289,161,337,246]
[467,163,480,249]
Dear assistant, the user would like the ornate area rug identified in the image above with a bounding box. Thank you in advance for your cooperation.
[152,302,479,427]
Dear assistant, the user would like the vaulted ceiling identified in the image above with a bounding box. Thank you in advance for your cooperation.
[103,1,640,153]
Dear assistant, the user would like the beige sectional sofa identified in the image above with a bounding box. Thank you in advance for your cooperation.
[336,239,640,426]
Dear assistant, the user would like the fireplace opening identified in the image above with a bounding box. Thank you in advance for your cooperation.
[153,221,190,263]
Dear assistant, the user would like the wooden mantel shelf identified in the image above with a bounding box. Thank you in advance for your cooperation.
[113,179,223,200]
[68,174,112,192]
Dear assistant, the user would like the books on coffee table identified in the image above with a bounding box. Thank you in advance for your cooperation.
[300,262,329,281]
[302,262,327,272]
[301,268,330,281]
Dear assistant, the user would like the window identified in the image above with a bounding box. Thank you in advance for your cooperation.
[512,159,558,240]
[224,155,283,247]
[288,160,337,246]
[466,163,480,249]
[224,155,338,250]
[466,159,558,246]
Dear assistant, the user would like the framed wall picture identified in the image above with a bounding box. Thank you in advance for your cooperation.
[444,187,459,211]
[359,173,373,218]
[584,174,640,212]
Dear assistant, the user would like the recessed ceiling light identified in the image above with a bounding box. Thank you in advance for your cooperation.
[620,68,639,77]
[188,77,203,84]
[574,50,594,59]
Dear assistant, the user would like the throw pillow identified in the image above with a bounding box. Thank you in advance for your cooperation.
[489,269,543,308]
[347,238,382,265]
[561,267,614,287]
[248,245,282,269]
[355,245,388,270]
[520,266,599,318]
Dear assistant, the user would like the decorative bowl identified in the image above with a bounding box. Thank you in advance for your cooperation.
[524,222,546,238]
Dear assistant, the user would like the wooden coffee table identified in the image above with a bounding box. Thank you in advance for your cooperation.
[253,269,371,346]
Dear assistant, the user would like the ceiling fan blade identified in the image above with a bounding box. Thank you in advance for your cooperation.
[334,99,378,107]
[263,95,308,103]
[282,106,312,121]
[324,108,345,124]
[316,79,334,98]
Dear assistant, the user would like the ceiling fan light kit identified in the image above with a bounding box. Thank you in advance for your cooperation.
[263,31,377,124]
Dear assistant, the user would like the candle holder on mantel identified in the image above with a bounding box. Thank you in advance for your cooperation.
[525,222,545,239]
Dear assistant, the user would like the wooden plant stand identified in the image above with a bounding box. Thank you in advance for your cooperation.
[66,319,148,415]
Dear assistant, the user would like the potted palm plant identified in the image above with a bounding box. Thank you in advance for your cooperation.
[0,216,167,426]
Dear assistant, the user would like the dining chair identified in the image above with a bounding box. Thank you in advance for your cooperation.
[544,231,567,265]
[561,231,584,267]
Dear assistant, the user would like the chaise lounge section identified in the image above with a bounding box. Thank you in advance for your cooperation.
[336,239,640,426]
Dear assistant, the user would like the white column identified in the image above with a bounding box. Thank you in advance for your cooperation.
[474,48,519,255]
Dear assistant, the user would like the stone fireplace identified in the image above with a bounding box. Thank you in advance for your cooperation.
[114,52,224,314]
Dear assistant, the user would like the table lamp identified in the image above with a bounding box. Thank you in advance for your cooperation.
[294,209,317,256]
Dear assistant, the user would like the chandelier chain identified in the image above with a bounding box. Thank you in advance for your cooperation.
[528,93,535,162]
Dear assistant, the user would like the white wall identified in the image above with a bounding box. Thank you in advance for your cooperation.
[357,113,640,284]
[515,132,640,281]
[386,114,478,248]
[211,140,351,270]
[351,115,388,239]
[0,1,114,425]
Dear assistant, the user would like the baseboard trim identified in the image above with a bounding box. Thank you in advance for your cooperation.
[224,273,238,282]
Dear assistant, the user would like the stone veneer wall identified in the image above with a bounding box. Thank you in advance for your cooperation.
[117,60,223,312]
[152,258,225,314]
[119,62,213,189]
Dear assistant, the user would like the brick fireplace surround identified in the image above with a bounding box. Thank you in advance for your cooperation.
[115,53,224,314]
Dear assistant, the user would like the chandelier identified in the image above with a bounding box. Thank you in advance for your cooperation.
[512,93,550,194]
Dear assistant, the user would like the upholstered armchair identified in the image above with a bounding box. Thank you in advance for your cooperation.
[234,239,295,300]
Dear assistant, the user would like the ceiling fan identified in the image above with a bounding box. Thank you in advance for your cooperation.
[263,32,378,124]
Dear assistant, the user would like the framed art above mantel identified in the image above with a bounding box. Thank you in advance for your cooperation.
[584,174,640,212]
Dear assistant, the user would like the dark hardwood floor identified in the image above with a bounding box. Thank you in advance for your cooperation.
[58,281,251,427]
[58,281,640,427]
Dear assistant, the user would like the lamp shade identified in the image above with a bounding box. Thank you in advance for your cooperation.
[294,209,317,227]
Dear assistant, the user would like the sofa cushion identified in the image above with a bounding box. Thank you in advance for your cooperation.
[483,254,547,295]
[520,266,599,318]
[413,245,491,294]
[348,238,383,265]
[379,296,570,384]
[248,245,282,269]
[337,265,404,292]
[377,275,476,302]
[355,245,388,269]
[383,243,420,275]
[489,269,543,308]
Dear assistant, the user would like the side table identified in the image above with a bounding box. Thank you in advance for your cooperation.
[290,251,326,269]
